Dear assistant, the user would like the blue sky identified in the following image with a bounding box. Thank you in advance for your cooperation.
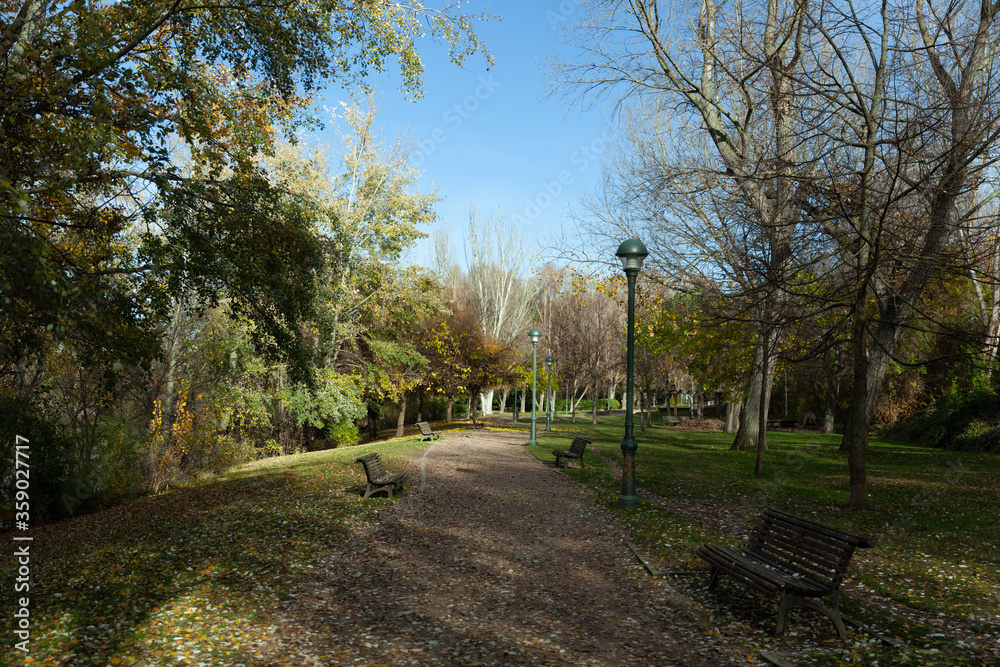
[310,1,613,270]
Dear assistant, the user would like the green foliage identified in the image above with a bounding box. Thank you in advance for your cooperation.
[147,175,325,380]
[284,370,366,431]
[328,421,361,448]
[0,397,76,529]
[894,382,1000,452]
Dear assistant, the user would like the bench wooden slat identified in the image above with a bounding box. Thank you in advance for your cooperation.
[697,507,873,638]
[764,508,874,548]
[355,452,406,499]
[417,421,441,441]
[553,436,591,468]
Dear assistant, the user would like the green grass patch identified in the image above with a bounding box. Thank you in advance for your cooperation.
[530,415,1000,665]
[0,438,426,666]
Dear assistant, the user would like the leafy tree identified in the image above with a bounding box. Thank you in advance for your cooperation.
[1,0,490,378]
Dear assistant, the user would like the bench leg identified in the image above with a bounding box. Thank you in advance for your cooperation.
[707,566,720,592]
[363,485,393,499]
[776,591,791,636]
[774,590,847,640]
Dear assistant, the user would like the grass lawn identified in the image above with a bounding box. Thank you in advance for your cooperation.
[1,438,425,667]
[529,414,1000,666]
[3,416,998,666]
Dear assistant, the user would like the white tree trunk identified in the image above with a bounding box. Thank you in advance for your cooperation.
[480,389,494,416]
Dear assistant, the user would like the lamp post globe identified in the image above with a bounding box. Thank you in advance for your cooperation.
[615,239,648,509]
[527,328,542,446]
[544,356,554,431]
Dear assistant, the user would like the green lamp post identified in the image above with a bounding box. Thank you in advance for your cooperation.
[544,356,554,431]
[512,382,519,424]
[527,328,542,445]
[616,238,648,509]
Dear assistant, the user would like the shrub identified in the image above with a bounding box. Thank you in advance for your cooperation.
[0,396,82,529]
[894,383,1000,452]
[329,421,360,447]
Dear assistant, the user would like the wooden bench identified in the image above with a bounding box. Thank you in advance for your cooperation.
[697,507,873,638]
[354,452,406,499]
[552,436,591,468]
[417,421,441,441]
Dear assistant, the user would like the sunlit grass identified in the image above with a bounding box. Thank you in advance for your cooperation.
[529,414,1000,665]
[0,437,428,666]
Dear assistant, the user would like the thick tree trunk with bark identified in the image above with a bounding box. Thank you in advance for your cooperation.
[755,335,770,476]
[724,401,741,433]
[395,392,408,438]
[839,326,898,450]
[446,396,454,423]
[731,341,776,450]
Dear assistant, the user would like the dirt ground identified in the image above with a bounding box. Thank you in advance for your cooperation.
[270,431,750,666]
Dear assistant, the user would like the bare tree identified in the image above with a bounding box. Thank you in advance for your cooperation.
[549,0,822,459]
[466,205,537,414]
[798,0,1000,508]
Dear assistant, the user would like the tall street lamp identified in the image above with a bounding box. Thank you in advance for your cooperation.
[544,356,555,431]
[616,238,648,509]
[528,328,542,445]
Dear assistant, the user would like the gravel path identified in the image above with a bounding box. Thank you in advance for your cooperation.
[280,431,748,666]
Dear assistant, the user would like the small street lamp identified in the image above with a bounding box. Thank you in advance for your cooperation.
[616,238,648,509]
[528,328,542,445]
[544,356,554,431]
[512,382,519,424]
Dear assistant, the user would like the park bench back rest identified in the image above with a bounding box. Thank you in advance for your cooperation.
[749,508,871,590]
[569,436,589,456]
[356,452,389,482]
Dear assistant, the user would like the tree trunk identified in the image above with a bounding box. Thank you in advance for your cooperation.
[591,384,599,424]
[724,401,741,433]
[755,329,770,477]
[639,391,646,436]
[571,380,579,424]
[823,368,838,434]
[844,304,873,510]
[416,392,424,423]
[162,299,183,440]
[470,389,479,427]
[520,386,526,415]
[395,392,408,438]
[839,325,898,450]
[499,388,509,415]
[480,388,494,416]
[446,396,454,423]
[731,342,772,450]
[367,405,380,441]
